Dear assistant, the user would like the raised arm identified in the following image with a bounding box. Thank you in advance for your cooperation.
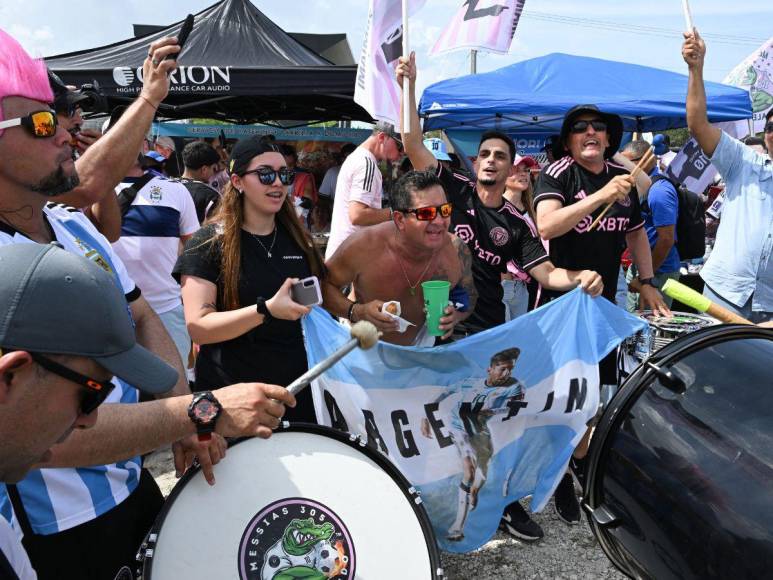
[58,37,180,208]
[682,29,721,157]
[396,52,438,172]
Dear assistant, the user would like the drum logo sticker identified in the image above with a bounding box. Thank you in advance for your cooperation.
[238,497,356,580]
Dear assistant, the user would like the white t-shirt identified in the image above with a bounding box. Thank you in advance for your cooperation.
[325,147,382,260]
[113,175,200,314]
[0,517,36,579]
[318,164,342,198]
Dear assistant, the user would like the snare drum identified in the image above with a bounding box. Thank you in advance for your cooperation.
[138,424,443,579]
[623,310,718,362]
[585,325,773,579]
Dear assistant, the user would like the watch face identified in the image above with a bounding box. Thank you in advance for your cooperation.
[194,399,219,422]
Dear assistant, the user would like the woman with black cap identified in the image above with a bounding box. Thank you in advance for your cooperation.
[174,136,325,423]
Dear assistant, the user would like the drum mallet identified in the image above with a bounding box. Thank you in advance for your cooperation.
[287,321,381,395]
[661,279,753,325]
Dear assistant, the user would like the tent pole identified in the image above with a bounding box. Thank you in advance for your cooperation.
[470,49,477,74]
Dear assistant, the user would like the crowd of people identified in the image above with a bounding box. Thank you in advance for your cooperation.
[0,21,771,579]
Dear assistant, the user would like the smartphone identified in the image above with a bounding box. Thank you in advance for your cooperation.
[291,276,323,307]
[168,14,194,60]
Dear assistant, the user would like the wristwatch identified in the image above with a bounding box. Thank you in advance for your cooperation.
[639,277,657,288]
[187,391,223,441]
[256,296,273,324]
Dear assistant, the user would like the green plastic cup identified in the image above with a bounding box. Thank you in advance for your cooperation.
[422,280,451,336]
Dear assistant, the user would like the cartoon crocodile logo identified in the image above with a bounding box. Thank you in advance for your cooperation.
[260,518,348,580]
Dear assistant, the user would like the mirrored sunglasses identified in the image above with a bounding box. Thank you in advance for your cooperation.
[0,110,58,138]
[242,167,296,186]
[399,202,453,221]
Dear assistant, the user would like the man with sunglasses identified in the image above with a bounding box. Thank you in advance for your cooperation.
[0,243,176,579]
[323,170,476,346]
[683,29,773,324]
[325,121,404,260]
[0,29,293,579]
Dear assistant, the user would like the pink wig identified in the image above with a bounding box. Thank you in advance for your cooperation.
[0,28,53,125]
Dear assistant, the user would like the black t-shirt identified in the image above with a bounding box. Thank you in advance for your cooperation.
[180,178,220,223]
[534,157,644,303]
[173,222,315,421]
[436,165,549,332]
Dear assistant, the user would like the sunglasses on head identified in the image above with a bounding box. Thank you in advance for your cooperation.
[30,353,114,415]
[0,110,58,138]
[242,166,295,186]
[765,122,773,134]
[569,119,608,134]
[397,202,453,221]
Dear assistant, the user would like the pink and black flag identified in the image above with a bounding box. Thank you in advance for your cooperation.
[431,0,527,56]
[354,0,427,126]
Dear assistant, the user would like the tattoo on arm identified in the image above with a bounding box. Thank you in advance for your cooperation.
[454,236,478,311]
[200,302,217,312]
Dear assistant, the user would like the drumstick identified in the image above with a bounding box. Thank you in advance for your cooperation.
[287,321,381,395]
[588,147,655,232]
[661,279,753,325]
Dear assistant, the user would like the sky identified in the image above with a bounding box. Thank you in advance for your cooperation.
[2,0,771,98]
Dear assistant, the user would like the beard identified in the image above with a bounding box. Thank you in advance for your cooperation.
[31,166,80,197]
[477,177,497,187]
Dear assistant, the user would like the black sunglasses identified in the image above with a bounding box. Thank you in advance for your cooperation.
[397,202,453,221]
[242,166,295,186]
[392,135,404,153]
[0,110,58,138]
[569,119,608,134]
[30,353,114,415]
[765,122,773,134]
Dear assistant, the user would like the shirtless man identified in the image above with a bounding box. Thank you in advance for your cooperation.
[322,170,477,346]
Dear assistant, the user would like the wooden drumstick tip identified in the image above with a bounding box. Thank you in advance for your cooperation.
[350,321,381,350]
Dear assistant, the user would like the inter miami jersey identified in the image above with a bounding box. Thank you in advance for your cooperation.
[448,377,525,437]
[534,157,644,303]
[436,165,549,332]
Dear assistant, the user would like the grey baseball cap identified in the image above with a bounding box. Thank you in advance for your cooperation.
[0,244,177,394]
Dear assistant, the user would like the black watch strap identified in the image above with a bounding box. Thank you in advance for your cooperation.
[188,391,222,442]
[639,277,656,288]
[256,296,273,323]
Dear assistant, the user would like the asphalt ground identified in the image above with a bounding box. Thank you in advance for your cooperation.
[146,447,627,580]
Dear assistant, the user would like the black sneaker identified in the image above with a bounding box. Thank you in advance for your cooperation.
[554,473,581,525]
[499,502,544,541]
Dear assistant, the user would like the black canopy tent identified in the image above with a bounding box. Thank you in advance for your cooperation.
[45,0,370,125]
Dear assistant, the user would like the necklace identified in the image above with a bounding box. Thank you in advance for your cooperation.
[251,225,277,258]
[393,245,437,296]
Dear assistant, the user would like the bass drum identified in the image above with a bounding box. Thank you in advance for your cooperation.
[584,325,773,580]
[139,424,443,579]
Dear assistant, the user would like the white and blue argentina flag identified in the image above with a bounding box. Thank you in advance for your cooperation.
[303,289,645,553]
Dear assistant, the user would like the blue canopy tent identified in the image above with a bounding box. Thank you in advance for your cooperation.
[419,53,752,134]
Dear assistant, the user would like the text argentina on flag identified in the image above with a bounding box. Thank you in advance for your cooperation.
[431,0,527,56]
[303,290,645,552]
[354,0,427,126]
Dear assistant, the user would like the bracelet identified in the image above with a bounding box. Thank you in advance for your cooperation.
[138,94,158,111]
[347,301,358,322]
[638,277,656,288]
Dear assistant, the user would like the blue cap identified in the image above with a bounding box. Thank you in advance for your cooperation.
[652,134,669,156]
[423,138,451,161]
[144,151,166,163]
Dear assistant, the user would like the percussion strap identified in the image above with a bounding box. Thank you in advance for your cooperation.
[5,484,34,539]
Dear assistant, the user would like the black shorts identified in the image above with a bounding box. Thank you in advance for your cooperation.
[21,468,164,580]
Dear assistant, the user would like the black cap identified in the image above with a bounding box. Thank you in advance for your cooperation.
[228,136,281,175]
[0,244,177,394]
[48,70,90,114]
[554,104,623,161]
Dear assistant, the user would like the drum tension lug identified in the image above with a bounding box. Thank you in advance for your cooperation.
[645,361,686,394]
[588,503,619,527]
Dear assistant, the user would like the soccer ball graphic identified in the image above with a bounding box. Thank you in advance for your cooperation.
[313,541,347,577]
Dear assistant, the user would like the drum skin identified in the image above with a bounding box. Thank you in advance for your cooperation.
[140,424,443,579]
[585,325,773,580]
